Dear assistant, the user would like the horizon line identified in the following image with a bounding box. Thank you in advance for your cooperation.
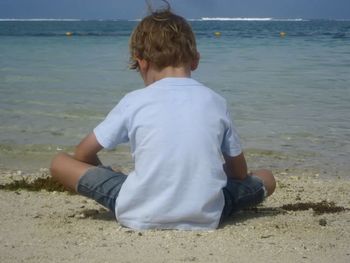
[0,17,349,22]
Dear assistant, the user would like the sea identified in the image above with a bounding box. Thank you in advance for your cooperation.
[0,18,349,176]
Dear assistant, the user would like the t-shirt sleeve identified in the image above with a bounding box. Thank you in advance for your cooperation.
[93,98,129,149]
[221,108,242,157]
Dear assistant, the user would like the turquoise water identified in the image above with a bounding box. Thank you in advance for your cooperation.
[0,20,349,174]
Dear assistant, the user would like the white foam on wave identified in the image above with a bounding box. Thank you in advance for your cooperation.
[199,17,306,22]
[0,18,82,22]
[201,17,273,21]
[274,18,305,22]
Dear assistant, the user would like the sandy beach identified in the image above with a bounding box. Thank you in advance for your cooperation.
[0,149,349,263]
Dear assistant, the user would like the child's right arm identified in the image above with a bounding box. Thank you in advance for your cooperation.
[223,152,248,180]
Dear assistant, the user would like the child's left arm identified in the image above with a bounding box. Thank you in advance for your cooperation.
[74,132,103,166]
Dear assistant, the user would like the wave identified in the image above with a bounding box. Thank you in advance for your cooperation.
[0,18,130,22]
[201,17,273,21]
[0,18,83,22]
[199,17,306,22]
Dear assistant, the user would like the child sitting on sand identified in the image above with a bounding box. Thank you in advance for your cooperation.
[50,4,275,230]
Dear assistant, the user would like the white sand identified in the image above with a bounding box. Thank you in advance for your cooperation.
[1,168,349,263]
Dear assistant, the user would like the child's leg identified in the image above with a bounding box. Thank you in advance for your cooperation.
[251,169,276,196]
[50,153,95,192]
[50,153,127,211]
[221,169,275,221]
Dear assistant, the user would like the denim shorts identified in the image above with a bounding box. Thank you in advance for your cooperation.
[77,166,127,211]
[220,175,266,221]
[77,166,266,221]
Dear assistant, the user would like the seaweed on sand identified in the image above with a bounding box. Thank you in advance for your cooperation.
[281,200,347,215]
[0,177,72,193]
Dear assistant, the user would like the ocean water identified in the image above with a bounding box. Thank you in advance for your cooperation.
[0,19,349,175]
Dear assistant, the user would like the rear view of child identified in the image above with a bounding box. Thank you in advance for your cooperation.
[50,4,275,230]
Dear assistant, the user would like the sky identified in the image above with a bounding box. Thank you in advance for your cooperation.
[0,0,349,20]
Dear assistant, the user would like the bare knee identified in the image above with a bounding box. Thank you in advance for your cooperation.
[50,152,94,191]
[252,169,276,197]
[50,153,71,180]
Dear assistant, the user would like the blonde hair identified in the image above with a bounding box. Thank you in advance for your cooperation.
[129,6,198,71]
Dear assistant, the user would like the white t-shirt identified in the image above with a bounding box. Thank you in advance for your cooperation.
[94,77,242,230]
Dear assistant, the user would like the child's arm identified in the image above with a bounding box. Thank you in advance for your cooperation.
[73,132,103,166]
[223,152,248,180]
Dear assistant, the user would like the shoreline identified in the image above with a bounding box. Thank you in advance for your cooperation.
[1,167,349,262]
[0,143,348,178]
